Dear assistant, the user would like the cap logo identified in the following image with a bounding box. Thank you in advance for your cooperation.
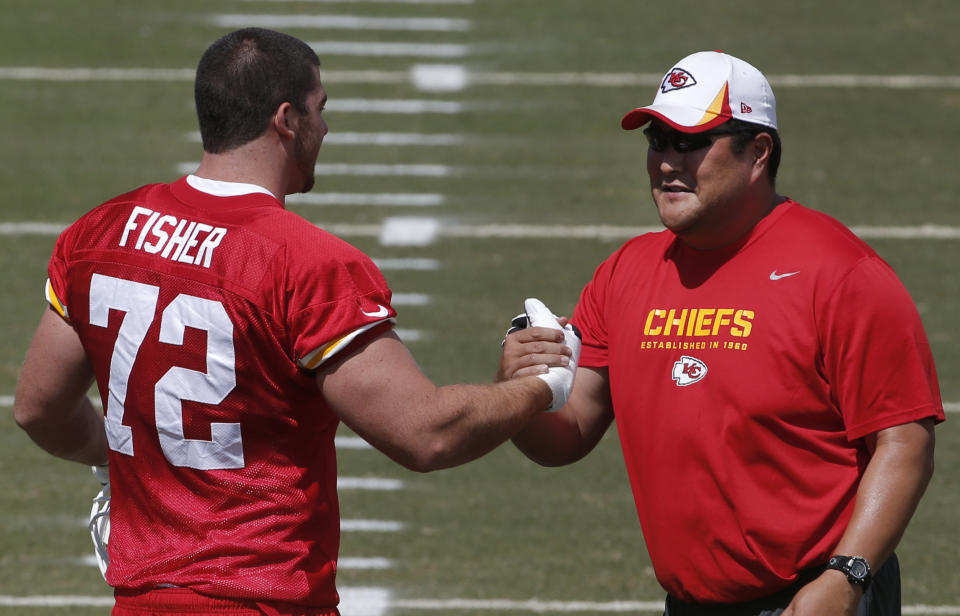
[740,102,753,114]
[661,68,697,93]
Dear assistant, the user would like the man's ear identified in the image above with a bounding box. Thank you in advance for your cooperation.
[272,101,296,141]
[753,132,774,168]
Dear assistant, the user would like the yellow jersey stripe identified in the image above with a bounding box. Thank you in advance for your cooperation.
[45,279,70,320]
[299,318,394,371]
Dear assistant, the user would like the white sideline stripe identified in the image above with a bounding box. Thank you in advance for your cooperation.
[338,477,404,490]
[311,41,470,58]
[336,435,373,449]
[178,162,453,177]
[380,217,441,246]
[324,131,465,146]
[413,64,469,91]
[0,221,68,234]
[2,67,960,90]
[7,398,960,412]
[0,596,955,614]
[327,98,466,113]
[186,130,465,146]
[0,67,196,81]
[341,519,406,532]
[339,557,394,569]
[392,292,432,306]
[372,257,440,270]
[0,596,115,607]
[177,162,453,177]
[2,396,956,412]
[309,222,960,242]
[339,587,392,616]
[316,163,453,177]
[210,14,472,32]
[8,222,960,243]
[243,0,472,3]
[393,598,665,612]
[287,193,445,207]
[396,328,427,342]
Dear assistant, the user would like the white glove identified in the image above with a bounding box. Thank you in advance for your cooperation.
[524,298,581,411]
[89,465,110,581]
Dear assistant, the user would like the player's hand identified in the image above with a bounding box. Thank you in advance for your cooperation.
[783,570,861,616]
[498,299,581,410]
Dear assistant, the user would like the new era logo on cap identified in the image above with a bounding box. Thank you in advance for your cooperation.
[741,102,752,114]
[661,68,697,93]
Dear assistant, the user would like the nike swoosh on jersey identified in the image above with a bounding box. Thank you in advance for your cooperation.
[769,270,799,280]
[360,304,390,318]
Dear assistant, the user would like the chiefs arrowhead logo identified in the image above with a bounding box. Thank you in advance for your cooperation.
[661,68,697,93]
[672,355,708,386]
[740,102,753,114]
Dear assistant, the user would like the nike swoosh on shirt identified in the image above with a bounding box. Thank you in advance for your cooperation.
[360,304,390,318]
[769,270,799,280]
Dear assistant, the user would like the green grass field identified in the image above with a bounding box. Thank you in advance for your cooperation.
[1,0,958,613]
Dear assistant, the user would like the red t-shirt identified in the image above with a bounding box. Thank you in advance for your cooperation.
[46,176,395,608]
[573,200,943,603]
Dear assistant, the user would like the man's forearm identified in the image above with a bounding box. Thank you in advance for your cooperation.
[832,419,936,569]
[18,395,108,466]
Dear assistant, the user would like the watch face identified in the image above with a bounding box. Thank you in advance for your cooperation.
[849,559,869,580]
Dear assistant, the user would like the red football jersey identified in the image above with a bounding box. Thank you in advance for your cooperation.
[573,200,943,603]
[46,176,396,607]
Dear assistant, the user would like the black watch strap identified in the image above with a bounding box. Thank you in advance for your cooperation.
[826,555,872,587]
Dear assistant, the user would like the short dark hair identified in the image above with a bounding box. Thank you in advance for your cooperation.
[195,28,320,154]
[724,119,782,181]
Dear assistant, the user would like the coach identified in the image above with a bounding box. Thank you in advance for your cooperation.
[500,51,944,616]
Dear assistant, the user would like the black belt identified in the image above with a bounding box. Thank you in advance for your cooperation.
[665,565,826,616]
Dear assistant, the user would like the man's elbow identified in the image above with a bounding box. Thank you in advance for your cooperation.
[12,397,44,435]
[393,435,461,474]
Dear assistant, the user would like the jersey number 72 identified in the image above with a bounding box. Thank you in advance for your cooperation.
[89,273,244,470]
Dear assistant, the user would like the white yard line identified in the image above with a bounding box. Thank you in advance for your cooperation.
[372,257,441,270]
[210,14,472,32]
[314,163,453,176]
[309,41,470,58]
[327,98,467,113]
[337,477,405,490]
[395,328,428,342]
[338,557,394,569]
[335,435,373,449]
[287,193,445,207]
[2,67,959,89]
[379,217,441,246]
[341,519,406,532]
[7,221,960,243]
[4,399,954,413]
[177,162,453,176]
[240,0,473,3]
[186,131,465,146]
[413,64,468,91]
[0,595,956,614]
[392,292,432,305]
[323,132,465,146]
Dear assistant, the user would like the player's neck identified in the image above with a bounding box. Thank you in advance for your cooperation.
[193,141,287,203]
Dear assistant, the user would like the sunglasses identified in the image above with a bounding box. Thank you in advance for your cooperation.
[642,125,748,154]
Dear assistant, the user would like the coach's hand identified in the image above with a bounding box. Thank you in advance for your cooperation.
[498,299,580,411]
[783,570,861,616]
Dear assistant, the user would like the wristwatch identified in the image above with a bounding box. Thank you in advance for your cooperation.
[826,555,872,587]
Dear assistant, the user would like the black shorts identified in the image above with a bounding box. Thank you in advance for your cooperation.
[663,554,901,616]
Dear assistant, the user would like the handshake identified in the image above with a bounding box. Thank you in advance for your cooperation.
[500,298,582,411]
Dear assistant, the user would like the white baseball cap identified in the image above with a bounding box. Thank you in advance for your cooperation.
[621,51,777,133]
